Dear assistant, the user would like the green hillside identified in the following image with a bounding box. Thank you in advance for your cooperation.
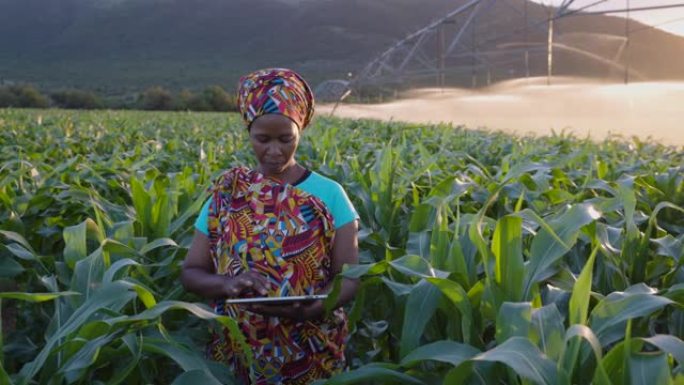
[1,0,683,96]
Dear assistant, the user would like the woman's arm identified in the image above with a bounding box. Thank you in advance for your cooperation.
[249,220,360,320]
[181,231,268,299]
[324,219,361,306]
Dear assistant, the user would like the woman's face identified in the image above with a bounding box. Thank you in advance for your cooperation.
[249,114,301,176]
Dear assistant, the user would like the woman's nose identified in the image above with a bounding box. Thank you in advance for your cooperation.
[265,143,282,156]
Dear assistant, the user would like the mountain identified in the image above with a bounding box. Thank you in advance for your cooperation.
[0,0,682,96]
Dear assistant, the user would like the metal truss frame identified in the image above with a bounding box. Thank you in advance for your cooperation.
[314,0,684,102]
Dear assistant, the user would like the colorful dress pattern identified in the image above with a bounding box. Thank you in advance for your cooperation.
[207,167,348,385]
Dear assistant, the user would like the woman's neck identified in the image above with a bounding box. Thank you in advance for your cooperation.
[257,162,305,185]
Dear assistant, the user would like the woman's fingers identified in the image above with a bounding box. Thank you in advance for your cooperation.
[224,271,269,297]
[243,271,269,295]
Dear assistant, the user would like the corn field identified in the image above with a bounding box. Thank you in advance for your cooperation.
[1,108,684,385]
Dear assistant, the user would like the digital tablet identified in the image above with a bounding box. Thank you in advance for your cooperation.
[224,294,328,305]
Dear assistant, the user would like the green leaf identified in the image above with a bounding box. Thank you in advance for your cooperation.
[400,279,441,358]
[389,255,449,279]
[640,335,684,366]
[589,287,673,344]
[151,179,173,238]
[126,280,157,309]
[632,202,684,282]
[629,352,673,385]
[473,337,558,385]
[0,359,13,385]
[139,237,178,255]
[442,361,498,385]
[322,363,424,385]
[112,301,252,368]
[569,245,599,325]
[70,247,107,300]
[446,234,471,289]
[601,340,628,382]
[18,282,136,382]
[381,277,415,297]
[130,176,152,236]
[0,299,3,367]
[492,215,524,302]
[468,211,497,283]
[101,239,140,258]
[106,334,142,385]
[406,230,430,259]
[501,162,550,184]
[0,291,80,302]
[169,193,210,236]
[103,258,141,283]
[531,304,565,362]
[171,370,223,385]
[665,283,684,305]
[622,319,633,385]
[60,332,120,373]
[400,340,479,368]
[496,302,532,344]
[652,235,683,260]
[0,256,25,277]
[2,243,36,261]
[430,224,451,270]
[523,204,601,300]
[409,204,435,233]
[143,338,223,383]
[0,230,37,257]
[425,277,473,344]
[560,324,611,385]
[63,218,102,269]
[339,261,388,279]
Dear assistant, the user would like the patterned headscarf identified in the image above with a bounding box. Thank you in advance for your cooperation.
[237,68,315,130]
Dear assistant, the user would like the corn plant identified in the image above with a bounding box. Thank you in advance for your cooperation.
[2,108,683,384]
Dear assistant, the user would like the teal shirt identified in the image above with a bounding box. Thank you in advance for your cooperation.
[194,170,359,235]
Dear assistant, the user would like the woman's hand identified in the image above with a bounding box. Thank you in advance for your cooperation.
[246,219,362,321]
[224,271,269,297]
[246,300,324,322]
[182,231,270,300]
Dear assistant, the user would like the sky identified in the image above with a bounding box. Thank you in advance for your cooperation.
[530,0,684,36]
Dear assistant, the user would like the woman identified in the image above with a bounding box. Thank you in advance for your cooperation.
[181,68,360,385]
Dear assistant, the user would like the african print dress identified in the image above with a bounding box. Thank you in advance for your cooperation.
[206,167,348,385]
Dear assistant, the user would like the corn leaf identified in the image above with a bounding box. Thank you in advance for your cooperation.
[322,363,424,385]
[492,215,524,302]
[170,370,223,385]
[523,204,601,300]
[473,337,558,385]
[400,340,479,368]
[400,280,441,358]
[0,291,80,302]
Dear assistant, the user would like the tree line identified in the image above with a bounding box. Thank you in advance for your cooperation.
[0,84,239,111]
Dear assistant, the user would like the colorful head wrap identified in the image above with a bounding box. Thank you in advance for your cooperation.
[237,68,315,130]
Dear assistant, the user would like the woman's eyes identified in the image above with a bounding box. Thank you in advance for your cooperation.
[256,136,294,143]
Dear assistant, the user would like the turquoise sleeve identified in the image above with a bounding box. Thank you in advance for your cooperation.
[194,198,212,235]
[332,185,359,229]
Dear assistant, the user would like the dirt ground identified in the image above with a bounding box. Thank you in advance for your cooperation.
[318,77,684,147]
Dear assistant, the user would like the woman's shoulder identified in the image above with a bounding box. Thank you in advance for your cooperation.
[300,170,358,228]
[302,170,347,194]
